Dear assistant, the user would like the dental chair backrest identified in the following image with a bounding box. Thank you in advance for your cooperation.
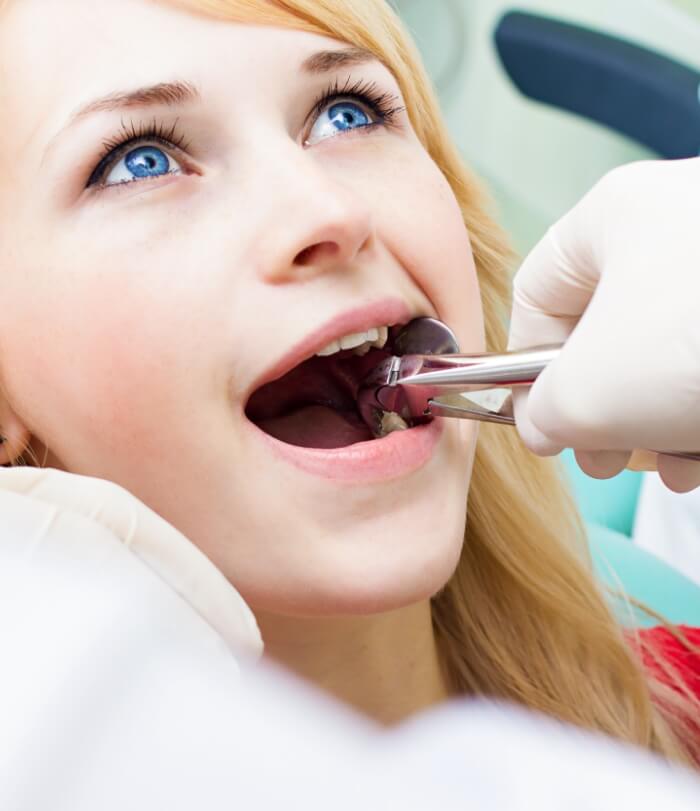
[494,10,700,160]
[396,0,700,253]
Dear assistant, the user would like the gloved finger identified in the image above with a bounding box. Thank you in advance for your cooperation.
[657,454,700,493]
[522,273,669,452]
[574,449,631,479]
[511,388,565,456]
[625,450,661,472]
[0,467,261,656]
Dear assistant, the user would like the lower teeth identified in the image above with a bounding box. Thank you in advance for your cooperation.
[372,410,410,439]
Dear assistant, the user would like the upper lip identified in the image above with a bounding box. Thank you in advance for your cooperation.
[244,297,428,402]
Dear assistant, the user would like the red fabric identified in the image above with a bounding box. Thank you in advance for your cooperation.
[630,624,700,764]
[634,625,700,699]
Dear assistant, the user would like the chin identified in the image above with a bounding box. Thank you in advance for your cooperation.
[237,522,465,618]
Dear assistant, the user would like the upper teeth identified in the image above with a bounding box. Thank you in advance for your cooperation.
[315,325,389,357]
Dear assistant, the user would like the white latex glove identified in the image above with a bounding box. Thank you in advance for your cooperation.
[508,158,700,493]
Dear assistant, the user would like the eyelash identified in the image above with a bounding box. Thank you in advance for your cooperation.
[308,76,405,133]
[88,117,190,189]
[87,77,406,192]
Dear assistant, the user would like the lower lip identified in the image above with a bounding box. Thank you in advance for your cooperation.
[246,417,444,483]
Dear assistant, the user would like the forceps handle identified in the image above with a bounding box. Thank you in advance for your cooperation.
[420,348,700,463]
[397,343,562,389]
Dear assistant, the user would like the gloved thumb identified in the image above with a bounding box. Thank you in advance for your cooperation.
[508,198,602,455]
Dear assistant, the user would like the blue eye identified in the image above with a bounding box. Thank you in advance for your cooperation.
[306,100,375,145]
[99,144,182,188]
[87,82,403,194]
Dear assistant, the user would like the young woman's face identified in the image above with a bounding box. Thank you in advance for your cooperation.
[0,0,484,615]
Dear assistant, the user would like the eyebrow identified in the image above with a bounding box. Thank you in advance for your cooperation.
[300,45,378,74]
[61,46,379,127]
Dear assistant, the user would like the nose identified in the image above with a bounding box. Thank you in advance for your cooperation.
[251,143,375,284]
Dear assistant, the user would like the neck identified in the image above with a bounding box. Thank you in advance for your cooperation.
[255,600,450,726]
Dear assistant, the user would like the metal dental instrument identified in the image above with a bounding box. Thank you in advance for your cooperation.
[356,317,700,463]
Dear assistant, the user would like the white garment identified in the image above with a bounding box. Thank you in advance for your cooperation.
[1,467,699,809]
[633,472,700,586]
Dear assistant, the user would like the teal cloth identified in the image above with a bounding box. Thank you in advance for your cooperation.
[560,448,643,537]
[587,522,700,628]
[557,449,700,625]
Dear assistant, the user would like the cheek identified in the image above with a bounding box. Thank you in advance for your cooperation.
[381,155,485,353]
[0,270,188,465]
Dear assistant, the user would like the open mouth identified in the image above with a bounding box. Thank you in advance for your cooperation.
[245,324,432,449]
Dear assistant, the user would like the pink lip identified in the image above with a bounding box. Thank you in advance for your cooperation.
[244,297,417,401]
[243,295,443,483]
[245,416,444,483]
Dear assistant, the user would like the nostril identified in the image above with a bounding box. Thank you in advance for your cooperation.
[294,241,340,267]
[294,245,314,265]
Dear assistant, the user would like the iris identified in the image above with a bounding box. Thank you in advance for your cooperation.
[124,146,171,179]
[327,102,370,131]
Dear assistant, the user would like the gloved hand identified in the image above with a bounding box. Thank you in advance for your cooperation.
[508,158,700,493]
[0,465,261,656]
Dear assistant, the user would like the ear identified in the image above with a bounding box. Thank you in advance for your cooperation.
[0,403,37,466]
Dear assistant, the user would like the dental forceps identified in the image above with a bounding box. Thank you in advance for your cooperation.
[356,318,700,463]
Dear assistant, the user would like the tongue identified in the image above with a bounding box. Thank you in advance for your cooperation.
[257,404,373,448]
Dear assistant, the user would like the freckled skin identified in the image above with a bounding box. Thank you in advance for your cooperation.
[0,0,484,621]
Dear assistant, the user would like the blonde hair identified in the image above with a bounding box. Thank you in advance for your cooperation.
[6,0,700,767]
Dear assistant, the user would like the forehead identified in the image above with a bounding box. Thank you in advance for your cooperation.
[0,0,320,74]
[0,0,345,167]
